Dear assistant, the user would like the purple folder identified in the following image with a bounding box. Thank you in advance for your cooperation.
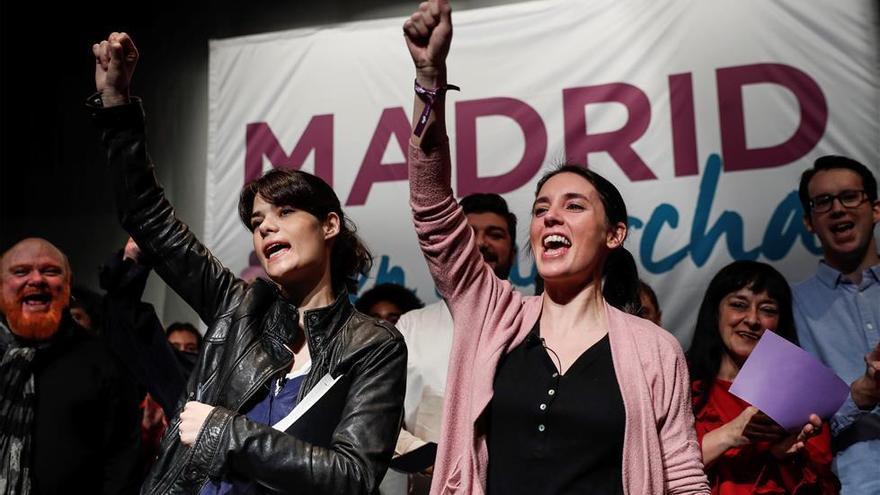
[729,330,849,430]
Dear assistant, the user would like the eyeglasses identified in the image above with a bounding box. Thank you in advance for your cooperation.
[809,190,869,213]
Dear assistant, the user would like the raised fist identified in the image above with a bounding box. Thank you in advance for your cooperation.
[403,0,452,86]
[92,32,139,107]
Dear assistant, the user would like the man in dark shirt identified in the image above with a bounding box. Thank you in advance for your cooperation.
[99,237,197,417]
[0,237,142,494]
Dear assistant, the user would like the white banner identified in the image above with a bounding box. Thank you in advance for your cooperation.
[207,0,879,343]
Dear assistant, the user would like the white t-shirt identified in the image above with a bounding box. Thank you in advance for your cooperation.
[395,300,454,452]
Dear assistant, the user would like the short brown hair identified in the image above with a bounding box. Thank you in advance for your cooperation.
[238,169,372,293]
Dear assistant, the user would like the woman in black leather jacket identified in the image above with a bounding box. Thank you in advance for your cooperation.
[91,32,407,494]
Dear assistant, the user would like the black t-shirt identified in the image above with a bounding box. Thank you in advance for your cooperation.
[487,326,625,495]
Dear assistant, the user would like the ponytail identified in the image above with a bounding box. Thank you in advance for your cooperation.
[602,247,641,315]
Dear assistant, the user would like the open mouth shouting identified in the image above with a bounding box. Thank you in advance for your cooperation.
[542,234,572,258]
[20,291,53,312]
[829,221,855,238]
[263,241,291,262]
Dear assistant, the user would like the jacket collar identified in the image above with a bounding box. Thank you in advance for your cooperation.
[302,290,354,351]
[251,279,354,359]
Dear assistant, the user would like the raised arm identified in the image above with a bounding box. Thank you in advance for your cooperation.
[91,33,245,326]
[404,0,452,151]
[404,2,514,310]
[99,238,190,416]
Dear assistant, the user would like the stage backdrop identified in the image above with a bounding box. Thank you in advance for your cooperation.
[207,0,879,343]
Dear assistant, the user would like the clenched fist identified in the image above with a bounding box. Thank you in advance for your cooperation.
[92,32,138,107]
[403,0,452,88]
[179,401,215,446]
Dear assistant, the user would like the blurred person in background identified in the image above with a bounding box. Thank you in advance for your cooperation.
[356,283,424,325]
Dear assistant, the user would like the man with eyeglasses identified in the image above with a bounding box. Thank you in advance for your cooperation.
[793,155,880,494]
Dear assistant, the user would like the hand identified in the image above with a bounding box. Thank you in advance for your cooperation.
[179,401,215,446]
[92,32,139,107]
[721,406,787,448]
[403,0,452,87]
[122,237,141,262]
[770,414,822,459]
[851,342,880,409]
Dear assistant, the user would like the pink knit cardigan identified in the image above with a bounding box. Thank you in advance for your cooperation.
[409,141,709,495]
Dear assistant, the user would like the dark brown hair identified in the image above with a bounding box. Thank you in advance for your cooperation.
[534,165,640,314]
[459,193,517,240]
[166,321,202,349]
[355,283,424,315]
[238,169,372,293]
[799,155,877,213]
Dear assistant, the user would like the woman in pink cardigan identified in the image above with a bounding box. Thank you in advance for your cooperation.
[403,1,709,493]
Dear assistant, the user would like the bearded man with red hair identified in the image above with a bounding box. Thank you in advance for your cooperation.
[0,237,142,494]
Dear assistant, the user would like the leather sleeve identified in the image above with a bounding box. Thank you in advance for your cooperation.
[93,100,246,328]
[190,333,407,494]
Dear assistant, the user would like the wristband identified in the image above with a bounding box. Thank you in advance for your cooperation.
[413,79,460,137]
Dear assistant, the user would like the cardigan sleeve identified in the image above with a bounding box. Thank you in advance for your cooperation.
[408,140,522,344]
[657,337,711,494]
[409,138,530,495]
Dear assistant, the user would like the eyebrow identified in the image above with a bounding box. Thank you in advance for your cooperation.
[567,193,591,203]
[533,192,591,205]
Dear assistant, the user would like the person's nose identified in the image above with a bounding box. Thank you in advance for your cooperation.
[743,306,760,329]
[828,195,847,217]
[542,204,562,227]
[25,269,47,287]
[258,215,279,238]
[474,230,488,248]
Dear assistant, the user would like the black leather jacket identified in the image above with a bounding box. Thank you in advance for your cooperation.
[93,100,407,494]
